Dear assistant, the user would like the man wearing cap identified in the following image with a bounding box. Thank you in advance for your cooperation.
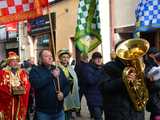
[0,51,30,120]
[82,52,104,120]
[57,48,80,120]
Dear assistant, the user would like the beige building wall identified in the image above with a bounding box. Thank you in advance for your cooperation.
[19,22,31,61]
[114,0,139,27]
[112,0,140,44]
[22,0,111,62]
[49,0,111,62]
[22,0,79,63]
[50,0,79,54]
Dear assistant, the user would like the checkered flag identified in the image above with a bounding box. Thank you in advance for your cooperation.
[75,0,101,53]
[135,0,160,32]
[0,0,48,25]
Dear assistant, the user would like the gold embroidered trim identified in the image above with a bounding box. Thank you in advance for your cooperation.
[0,112,4,120]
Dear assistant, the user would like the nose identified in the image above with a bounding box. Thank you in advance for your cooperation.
[49,57,52,60]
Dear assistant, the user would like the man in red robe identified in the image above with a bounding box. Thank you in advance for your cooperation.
[0,51,30,120]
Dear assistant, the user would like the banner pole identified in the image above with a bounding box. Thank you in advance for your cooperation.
[48,8,56,59]
[47,7,61,92]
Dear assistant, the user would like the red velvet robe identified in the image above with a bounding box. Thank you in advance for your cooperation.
[0,68,30,120]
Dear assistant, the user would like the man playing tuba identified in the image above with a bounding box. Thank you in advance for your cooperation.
[99,39,148,120]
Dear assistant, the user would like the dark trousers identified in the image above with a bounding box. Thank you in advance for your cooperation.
[88,106,103,120]
[36,111,65,120]
[78,88,93,117]
[65,111,71,120]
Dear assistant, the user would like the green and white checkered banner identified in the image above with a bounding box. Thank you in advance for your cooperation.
[75,0,101,53]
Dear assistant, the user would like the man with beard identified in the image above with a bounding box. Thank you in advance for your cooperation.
[57,48,80,120]
[0,51,30,120]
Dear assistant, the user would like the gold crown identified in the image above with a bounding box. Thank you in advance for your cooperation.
[7,51,20,61]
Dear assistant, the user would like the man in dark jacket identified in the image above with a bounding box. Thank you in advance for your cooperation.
[29,49,69,120]
[82,52,105,120]
[144,47,159,69]
[99,56,145,120]
[146,52,160,120]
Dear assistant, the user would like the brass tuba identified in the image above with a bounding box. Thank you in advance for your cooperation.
[115,38,149,111]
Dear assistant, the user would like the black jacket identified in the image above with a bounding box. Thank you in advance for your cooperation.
[29,64,69,114]
[145,65,160,115]
[99,59,144,120]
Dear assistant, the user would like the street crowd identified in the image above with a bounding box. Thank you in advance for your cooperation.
[1,40,160,120]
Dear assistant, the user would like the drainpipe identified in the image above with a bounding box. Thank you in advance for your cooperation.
[110,0,115,51]
[18,22,22,61]
[99,0,111,63]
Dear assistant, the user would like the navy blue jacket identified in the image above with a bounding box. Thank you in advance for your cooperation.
[75,61,88,88]
[29,64,69,113]
[82,63,105,107]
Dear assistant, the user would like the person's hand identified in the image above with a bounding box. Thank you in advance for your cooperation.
[148,75,154,82]
[51,68,60,78]
[127,67,136,82]
[57,91,64,101]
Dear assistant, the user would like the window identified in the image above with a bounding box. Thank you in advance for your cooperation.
[0,27,17,42]
[0,27,6,42]
[37,34,49,47]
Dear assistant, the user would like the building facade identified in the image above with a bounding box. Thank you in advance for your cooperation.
[27,0,112,63]
[0,0,112,63]
[112,0,160,49]
[26,0,79,63]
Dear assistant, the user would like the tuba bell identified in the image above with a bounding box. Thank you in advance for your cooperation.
[115,38,149,111]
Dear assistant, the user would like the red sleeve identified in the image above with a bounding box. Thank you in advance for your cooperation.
[0,70,11,95]
[0,70,12,112]
[0,70,3,80]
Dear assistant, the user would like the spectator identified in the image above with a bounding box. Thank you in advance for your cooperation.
[82,52,104,120]
[29,49,69,120]
[57,48,80,120]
